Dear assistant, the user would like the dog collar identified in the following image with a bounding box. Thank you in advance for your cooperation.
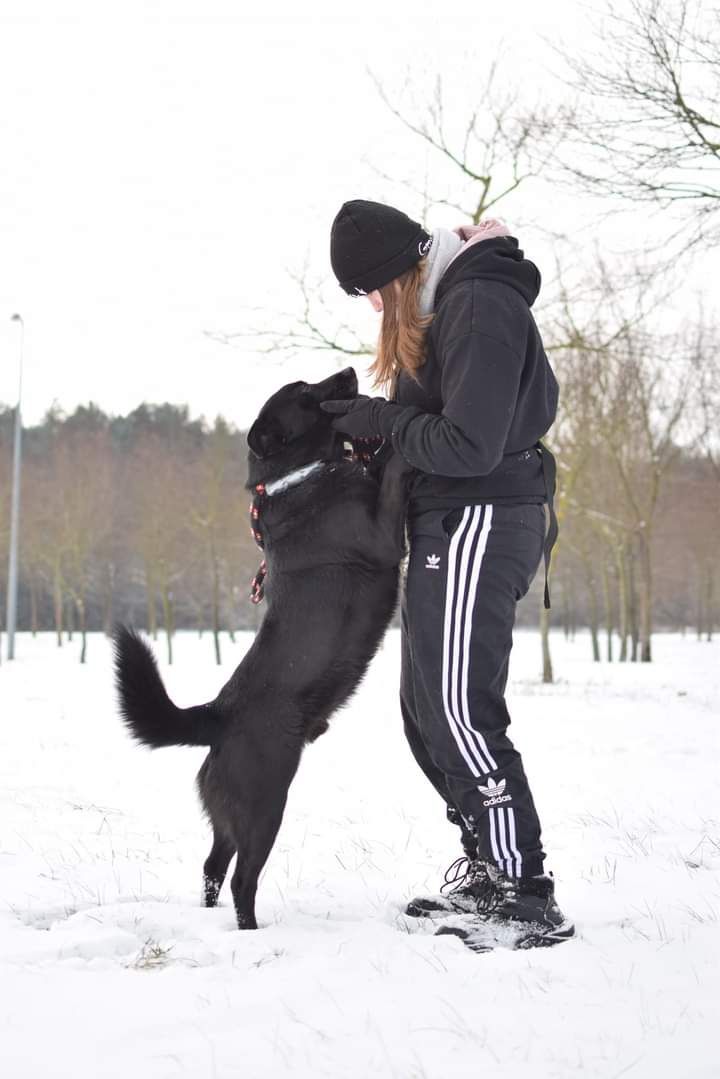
[263,460,324,497]
[249,460,325,604]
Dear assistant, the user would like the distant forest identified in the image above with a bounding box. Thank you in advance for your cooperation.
[0,401,717,665]
[0,402,258,664]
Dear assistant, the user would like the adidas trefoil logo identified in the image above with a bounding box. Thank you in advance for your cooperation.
[478,776,512,807]
[425,553,441,570]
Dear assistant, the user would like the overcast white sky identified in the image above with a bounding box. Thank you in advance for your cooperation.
[0,0,714,429]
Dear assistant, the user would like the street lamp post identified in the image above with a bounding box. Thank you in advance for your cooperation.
[6,313,24,660]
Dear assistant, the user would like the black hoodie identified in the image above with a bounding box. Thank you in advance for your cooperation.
[387,236,558,514]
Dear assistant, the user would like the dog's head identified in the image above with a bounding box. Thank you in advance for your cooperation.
[247,367,358,483]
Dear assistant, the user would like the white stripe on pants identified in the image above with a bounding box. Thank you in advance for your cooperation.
[441,505,498,776]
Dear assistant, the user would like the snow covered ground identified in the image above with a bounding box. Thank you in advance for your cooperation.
[1,629,718,1079]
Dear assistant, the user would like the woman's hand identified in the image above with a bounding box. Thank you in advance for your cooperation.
[320,395,402,440]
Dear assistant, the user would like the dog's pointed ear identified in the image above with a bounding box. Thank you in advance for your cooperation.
[247,418,285,459]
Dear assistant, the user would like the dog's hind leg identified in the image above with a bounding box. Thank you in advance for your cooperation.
[230,754,300,931]
[203,830,236,907]
[230,802,286,930]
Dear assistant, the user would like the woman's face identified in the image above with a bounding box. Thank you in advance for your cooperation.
[367,289,383,313]
[366,279,400,313]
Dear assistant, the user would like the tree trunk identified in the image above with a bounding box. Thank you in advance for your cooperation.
[601,555,613,662]
[29,573,39,636]
[569,574,577,642]
[210,540,222,666]
[707,563,715,643]
[637,529,653,662]
[76,596,87,664]
[587,573,601,662]
[561,569,571,641]
[540,602,553,684]
[696,567,704,641]
[53,567,64,646]
[628,547,639,662]
[615,544,629,662]
[160,585,174,665]
[66,597,74,642]
[145,562,157,639]
[102,562,115,637]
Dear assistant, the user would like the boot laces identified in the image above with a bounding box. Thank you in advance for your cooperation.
[439,856,471,895]
[475,868,518,915]
[440,857,491,897]
[438,858,523,912]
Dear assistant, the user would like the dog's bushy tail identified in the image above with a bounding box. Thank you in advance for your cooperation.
[113,625,224,748]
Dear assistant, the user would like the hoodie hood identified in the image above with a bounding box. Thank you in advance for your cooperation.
[435,235,541,309]
[418,228,463,316]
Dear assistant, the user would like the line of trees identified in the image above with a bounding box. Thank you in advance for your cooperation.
[0,403,261,665]
[0,395,716,668]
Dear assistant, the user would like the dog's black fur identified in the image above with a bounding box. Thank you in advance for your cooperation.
[113,368,410,930]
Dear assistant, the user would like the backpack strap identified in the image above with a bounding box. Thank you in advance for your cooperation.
[537,441,559,610]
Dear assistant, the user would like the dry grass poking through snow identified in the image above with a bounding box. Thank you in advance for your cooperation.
[0,630,718,1079]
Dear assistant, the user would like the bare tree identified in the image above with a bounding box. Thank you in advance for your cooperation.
[127,432,193,665]
[694,317,720,479]
[557,0,720,242]
[211,64,566,363]
[368,64,565,225]
[570,325,695,660]
[206,266,374,363]
[57,428,113,664]
[187,417,247,664]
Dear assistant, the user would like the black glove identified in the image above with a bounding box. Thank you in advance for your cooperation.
[320,395,403,440]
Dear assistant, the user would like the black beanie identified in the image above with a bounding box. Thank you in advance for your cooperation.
[330,199,432,295]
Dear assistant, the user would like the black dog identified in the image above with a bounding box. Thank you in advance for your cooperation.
[114,367,410,930]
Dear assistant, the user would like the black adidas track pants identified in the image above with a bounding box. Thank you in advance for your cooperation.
[400,502,547,879]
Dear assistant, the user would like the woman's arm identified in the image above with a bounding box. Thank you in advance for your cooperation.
[322,283,546,476]
[383,329,526,477]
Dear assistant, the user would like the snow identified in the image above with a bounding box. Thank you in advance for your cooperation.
[1,629,718,1079]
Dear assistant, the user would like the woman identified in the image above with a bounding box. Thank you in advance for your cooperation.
[323,199,573,950]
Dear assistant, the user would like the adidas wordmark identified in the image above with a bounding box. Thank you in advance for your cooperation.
[478,776,512,807]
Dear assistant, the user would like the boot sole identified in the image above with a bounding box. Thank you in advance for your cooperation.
[405,898,477,918]
[405,900,449,918]
[514,922,576,949]
[435,919,576,953]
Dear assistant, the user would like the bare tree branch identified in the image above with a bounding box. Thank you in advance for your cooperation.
[554,0,720,241]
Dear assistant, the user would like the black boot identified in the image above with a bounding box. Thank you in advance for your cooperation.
[436,871,575,951]
[404,856,496,917]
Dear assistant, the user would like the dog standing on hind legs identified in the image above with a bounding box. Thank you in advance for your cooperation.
[113,367,411,931]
